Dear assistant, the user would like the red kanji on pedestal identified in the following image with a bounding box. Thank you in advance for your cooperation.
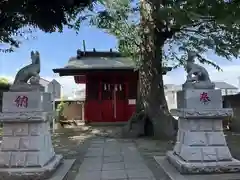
[200,92,211,104]
[15,95,28,108]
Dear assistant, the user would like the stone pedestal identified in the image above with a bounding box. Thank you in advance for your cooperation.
[167,89,240,174]
[0,91,62,179]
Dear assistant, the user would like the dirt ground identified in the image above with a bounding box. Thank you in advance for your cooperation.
[51,125,240,180]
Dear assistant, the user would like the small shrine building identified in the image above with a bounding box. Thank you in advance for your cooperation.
[53,49,170,124]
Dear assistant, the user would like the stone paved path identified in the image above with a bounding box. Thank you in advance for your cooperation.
[74,138,156,180]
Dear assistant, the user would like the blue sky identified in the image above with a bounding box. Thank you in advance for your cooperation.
[0,26,118,95]
[1,25,240,95]
[0,26,117,78]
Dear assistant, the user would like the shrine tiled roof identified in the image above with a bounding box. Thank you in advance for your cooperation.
[65,50,135,69]
[66,56,135,69]
[53,50,172,76]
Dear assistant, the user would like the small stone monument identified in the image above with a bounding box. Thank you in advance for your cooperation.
[0,51,62,179]
[155,52,240,178]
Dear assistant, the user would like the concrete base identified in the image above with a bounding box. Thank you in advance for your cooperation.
[154,156,240,180]
[0,154,63,180]
[167,151,240,174]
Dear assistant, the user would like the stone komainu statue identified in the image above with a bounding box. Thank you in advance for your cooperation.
[183,51,215,89]
[13,51,40,85]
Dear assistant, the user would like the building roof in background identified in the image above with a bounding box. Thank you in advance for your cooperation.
[40,78,61,87]
[164,84,182,91]
[164,81,238,91]
[214,81,238,89]
[49,79,61,85]
[39,78,50,87]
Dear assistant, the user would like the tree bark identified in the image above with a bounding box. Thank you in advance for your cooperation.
[138,0,175,139]
[122,0,176,139]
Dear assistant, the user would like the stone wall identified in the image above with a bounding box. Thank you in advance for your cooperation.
[55,100,84,121]
[62,102,84,120]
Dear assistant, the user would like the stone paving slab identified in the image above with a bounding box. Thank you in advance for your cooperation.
[102,162,125,170]
[74,138,156,180]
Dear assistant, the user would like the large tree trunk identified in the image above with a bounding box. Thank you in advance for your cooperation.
[122,0,176,140]
[138,62,175,139]
[140,0,175,139]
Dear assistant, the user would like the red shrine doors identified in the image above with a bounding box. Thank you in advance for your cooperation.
[85,72,138,123]
[101,79,126,122]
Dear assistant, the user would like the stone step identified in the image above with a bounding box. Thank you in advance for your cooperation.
[50,159,75,180]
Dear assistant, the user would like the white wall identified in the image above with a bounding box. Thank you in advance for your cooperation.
[47,80,61,99]
[219,89,238,96]
[165,90,178,110]
[40,83,48,92]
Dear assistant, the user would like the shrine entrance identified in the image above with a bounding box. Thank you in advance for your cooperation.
[84,73,137,123]
[101,80,126,122]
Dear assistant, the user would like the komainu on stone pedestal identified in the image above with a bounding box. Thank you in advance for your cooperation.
[155,52,240,175]
[167,89,240,174]
[0,52,62,179]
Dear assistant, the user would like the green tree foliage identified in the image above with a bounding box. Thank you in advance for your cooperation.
[90,0,141,65]
[0,78,9,85]
[0,0,98,52]
[91,0,240,69]
[0,77,10,89]
[90,0,240,139]
[56,96,69,121]
[56,101,66,119]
